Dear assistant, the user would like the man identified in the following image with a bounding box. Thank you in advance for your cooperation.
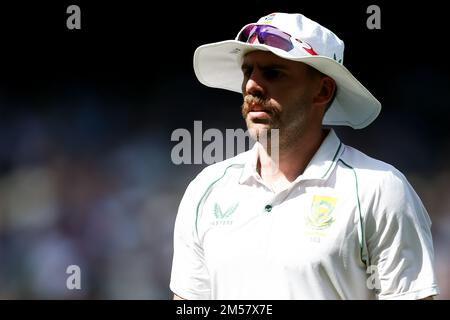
[170,12,439,299]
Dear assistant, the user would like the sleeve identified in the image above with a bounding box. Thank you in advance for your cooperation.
[169,177,211,300]
[365,170,440,300]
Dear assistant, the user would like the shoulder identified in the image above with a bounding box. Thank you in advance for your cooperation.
[185,150,250,194]
[339,144,409,190]
[339,144,428,222]
[196,150,249,180]
[176,150,251,224]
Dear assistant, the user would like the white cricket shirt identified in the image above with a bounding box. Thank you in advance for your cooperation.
[170,129,440,299]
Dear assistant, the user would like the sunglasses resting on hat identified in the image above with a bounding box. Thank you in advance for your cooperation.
[237,24,318,56]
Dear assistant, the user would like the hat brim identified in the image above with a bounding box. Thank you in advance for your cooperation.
[194,40,381,129]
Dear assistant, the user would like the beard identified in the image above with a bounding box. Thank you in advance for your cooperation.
[241,95,281,140]
[241,94,312,150]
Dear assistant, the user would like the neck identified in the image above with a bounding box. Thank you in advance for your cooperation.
[257,127,328,190]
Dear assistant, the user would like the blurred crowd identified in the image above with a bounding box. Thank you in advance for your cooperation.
[0,70,449,299]
[0,95,192,299]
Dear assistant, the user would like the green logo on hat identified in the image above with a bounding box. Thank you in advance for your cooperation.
[262,13,276,24]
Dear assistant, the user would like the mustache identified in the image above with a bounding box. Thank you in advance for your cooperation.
[241,95,278,117]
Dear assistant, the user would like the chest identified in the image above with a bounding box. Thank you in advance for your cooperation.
[197,181,361,272]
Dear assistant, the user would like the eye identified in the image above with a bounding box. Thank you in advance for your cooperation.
[262,68,283,80]
[241,65,253,78]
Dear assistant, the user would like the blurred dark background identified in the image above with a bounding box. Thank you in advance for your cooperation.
[0,1,449,299]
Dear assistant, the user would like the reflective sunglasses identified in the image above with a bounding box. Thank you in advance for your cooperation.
[238,24,296,52]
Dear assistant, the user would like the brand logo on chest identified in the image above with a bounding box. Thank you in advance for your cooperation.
[305,195,337,230]
[212,202,239,226]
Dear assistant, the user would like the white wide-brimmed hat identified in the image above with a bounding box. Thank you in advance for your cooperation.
[193,12,381,129]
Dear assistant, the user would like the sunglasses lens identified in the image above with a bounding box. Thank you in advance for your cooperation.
[238,25,256,42]
[238,25,294,52]
[259,32,294,51]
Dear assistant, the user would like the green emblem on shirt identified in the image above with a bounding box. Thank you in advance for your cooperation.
[306,195,337,230]
[214,202,238,219]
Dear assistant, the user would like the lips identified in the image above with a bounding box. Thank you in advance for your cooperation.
[246,102,272,114]
[247,110,272,123]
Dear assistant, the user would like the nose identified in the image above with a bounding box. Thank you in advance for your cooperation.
[243,70,265,97]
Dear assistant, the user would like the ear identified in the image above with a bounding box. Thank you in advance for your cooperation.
[313,76,336,108]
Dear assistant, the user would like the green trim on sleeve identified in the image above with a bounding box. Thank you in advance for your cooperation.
[338,159,368,265]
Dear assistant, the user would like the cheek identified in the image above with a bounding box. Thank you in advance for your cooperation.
[279,94,312,120]
[241,77,249,94]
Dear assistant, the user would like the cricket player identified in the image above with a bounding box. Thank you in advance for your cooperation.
[170,12,440,299]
